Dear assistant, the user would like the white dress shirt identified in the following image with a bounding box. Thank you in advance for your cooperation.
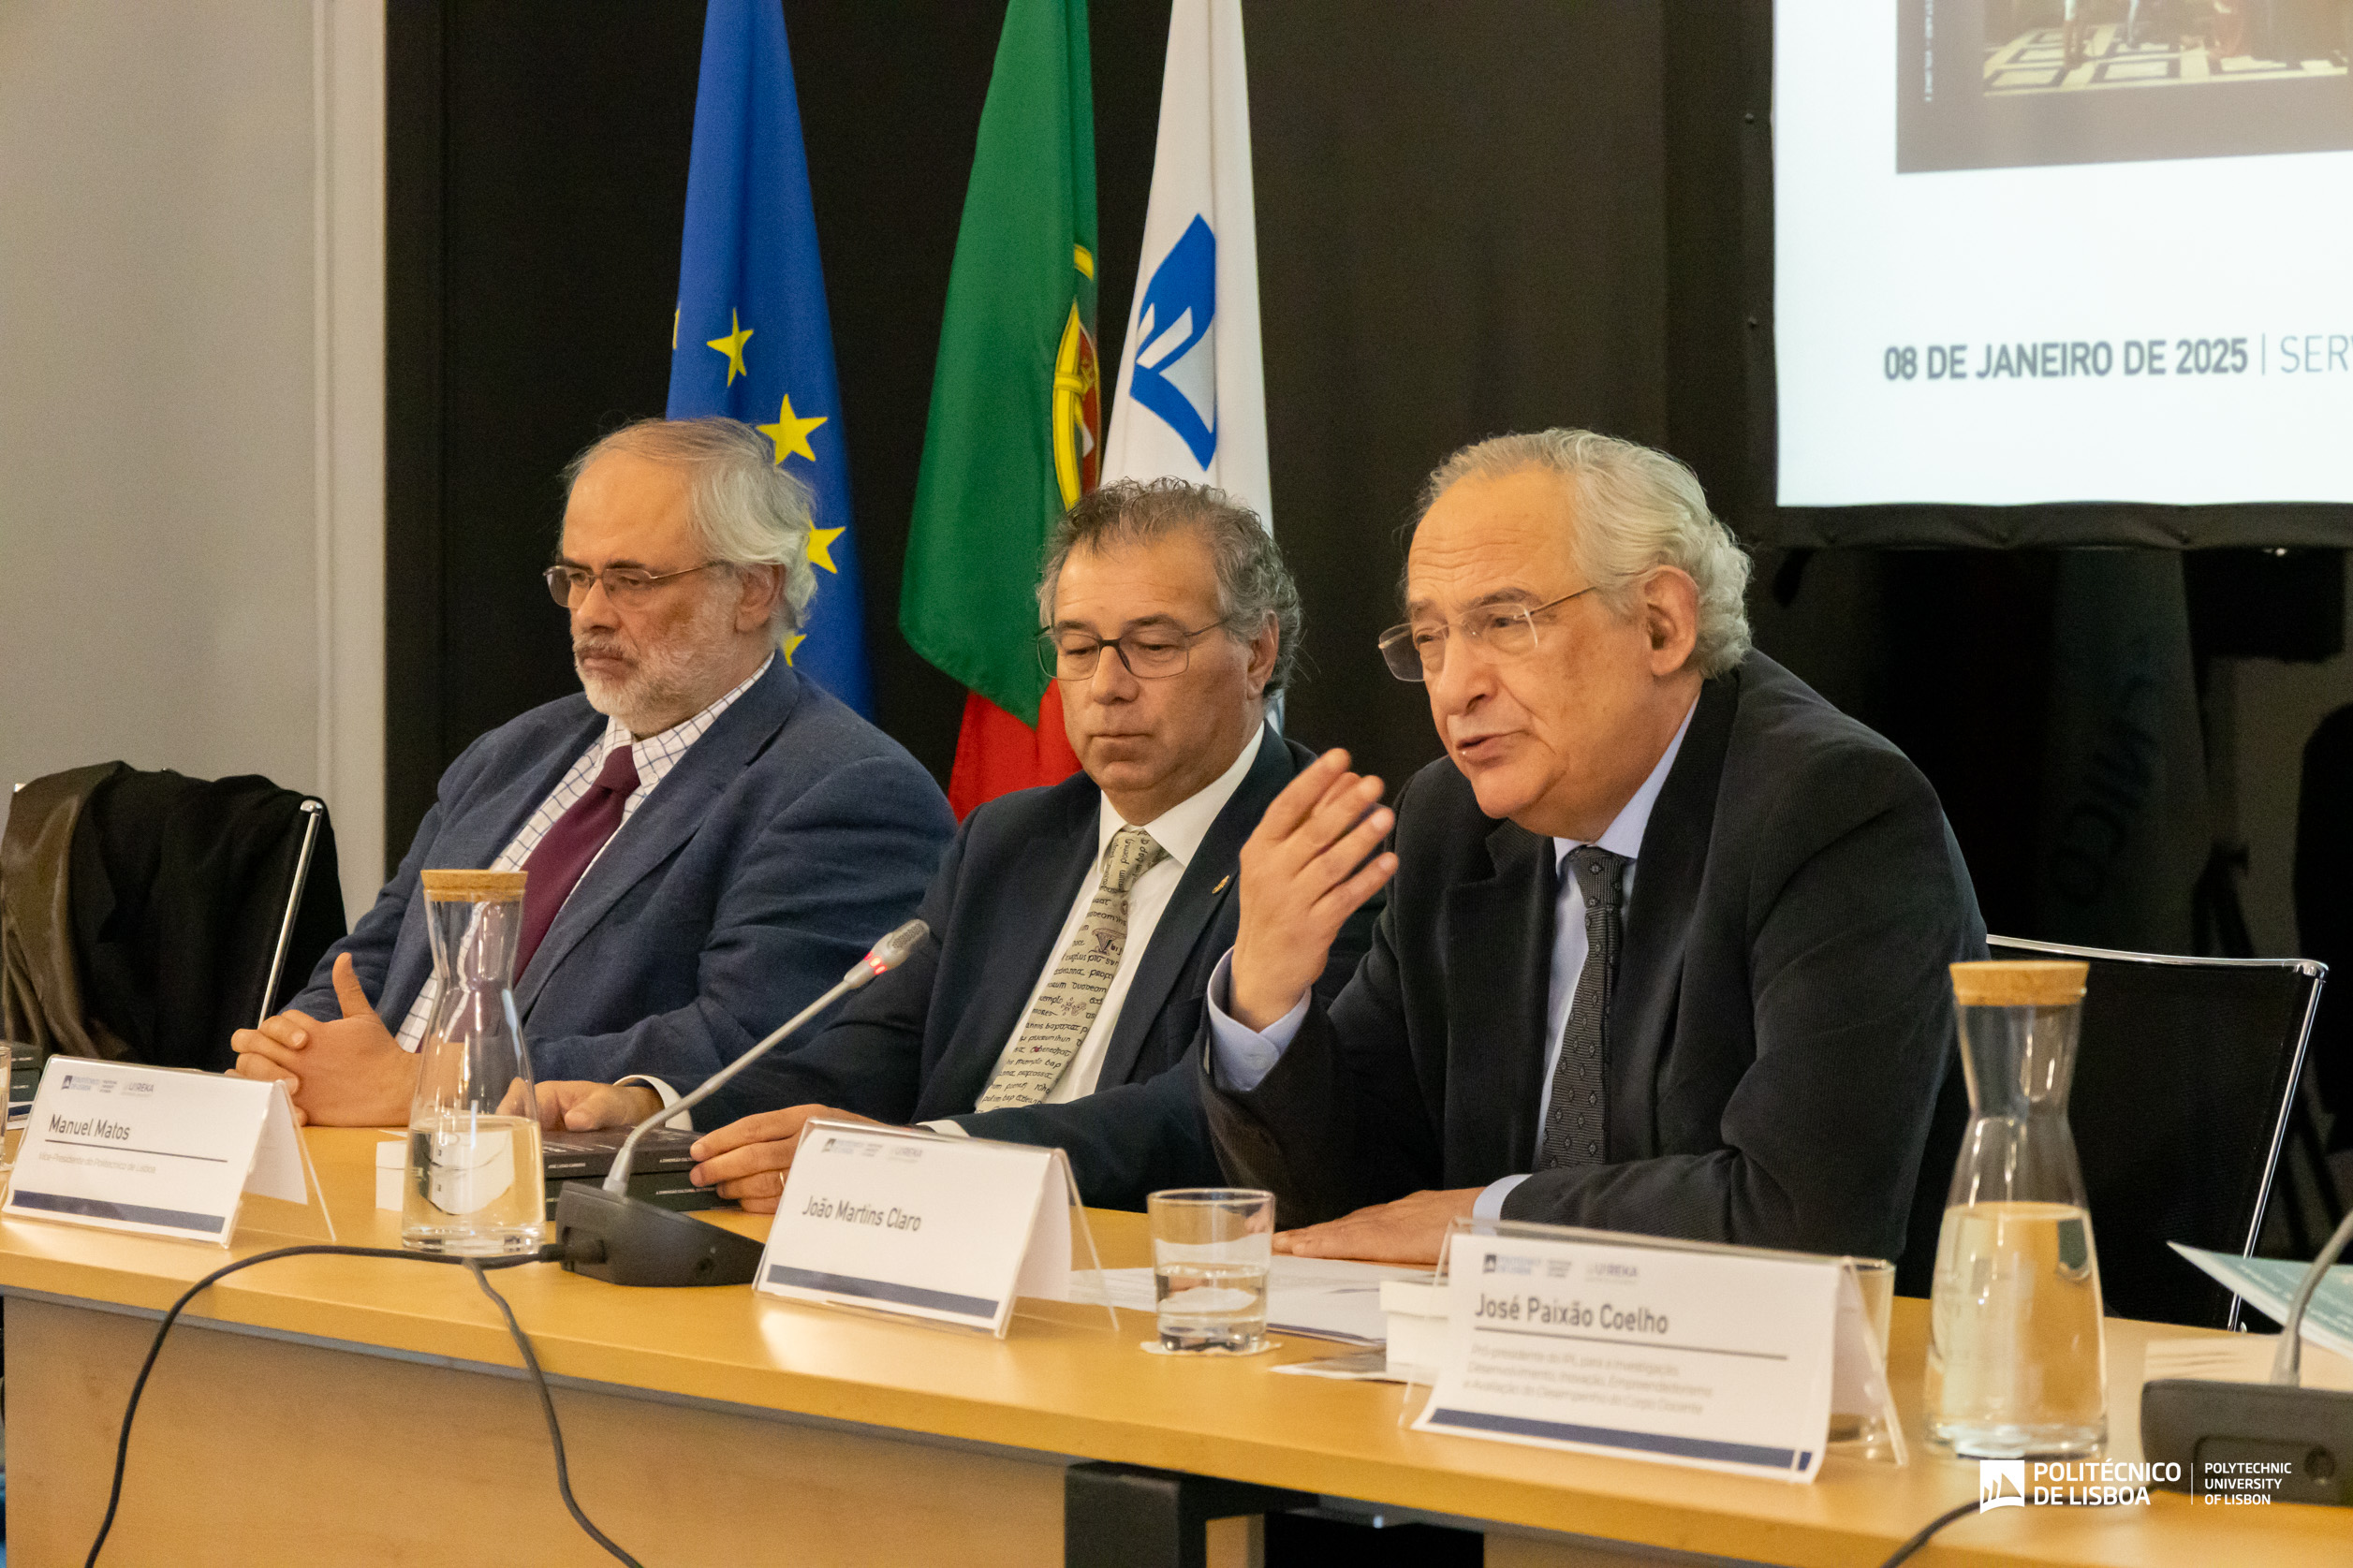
[393,655,773,1055]
[1204,700,1697,1216]
[922,725,1271,1134]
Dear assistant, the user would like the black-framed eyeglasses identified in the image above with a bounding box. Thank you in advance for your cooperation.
[1375,586,1600,681]
[544,562,722,608]
[1036,621,1228,681]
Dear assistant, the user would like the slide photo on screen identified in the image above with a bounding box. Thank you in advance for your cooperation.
[1776,1,2353,507]
[1898,0,2353,170]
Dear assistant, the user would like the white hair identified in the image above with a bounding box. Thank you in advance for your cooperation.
[564,417,817,644]
[1419,429,1753,677]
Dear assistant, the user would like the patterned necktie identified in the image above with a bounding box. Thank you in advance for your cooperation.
[1537,846,1630,1171]
[516,745,640,975]
[977,826,1169,1110]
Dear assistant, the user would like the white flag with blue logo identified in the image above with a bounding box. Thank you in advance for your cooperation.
[1101,0,1270,529]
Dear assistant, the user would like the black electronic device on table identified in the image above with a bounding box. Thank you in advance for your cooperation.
[9,1039,38,1121]
[541,1125,718,1222]
[2143,1209,2353,1507]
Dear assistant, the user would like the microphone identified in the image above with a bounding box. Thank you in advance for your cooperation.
[2142,1204,2353,1506]
[553,919,929,1287]
[601,918,928,1195]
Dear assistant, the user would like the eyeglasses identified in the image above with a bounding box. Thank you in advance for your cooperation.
[1375,586,1599,681]
[544,562,723,608]
[1037,621,1228,681]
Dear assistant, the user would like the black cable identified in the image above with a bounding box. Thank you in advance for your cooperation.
[1877,1478,2163,1565]
[464,1257,642,1565]
[84,1240,640,1568]
[1875,1498,1980,1568]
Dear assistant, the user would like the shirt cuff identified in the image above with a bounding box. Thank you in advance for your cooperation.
[918,1120,971,1137]
[615,1075,691,1133]
[1204,949,1307,1093]
[1474,1173,1531,1222]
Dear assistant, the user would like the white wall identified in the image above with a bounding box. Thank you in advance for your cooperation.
[0,0,385,922]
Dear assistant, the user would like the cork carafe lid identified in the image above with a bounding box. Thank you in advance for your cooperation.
[420,869,527,902]
[1949,960,2088,1008]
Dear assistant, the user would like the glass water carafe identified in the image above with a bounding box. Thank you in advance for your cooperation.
[1925,960,2106,1458]
[402,869,545,1255]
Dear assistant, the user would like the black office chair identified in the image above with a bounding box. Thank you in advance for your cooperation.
[2296,705,2353,1168]
[1980,936,2324,1330]
[1,763,346,1074]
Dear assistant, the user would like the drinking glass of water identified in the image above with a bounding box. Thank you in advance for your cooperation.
[1147,1188,1273,1353]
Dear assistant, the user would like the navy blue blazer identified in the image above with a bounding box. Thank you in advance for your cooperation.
[687,725,1379,1209]
[288,659,953,1089]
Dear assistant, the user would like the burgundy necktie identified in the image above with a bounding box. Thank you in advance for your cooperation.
[516,745,640,975]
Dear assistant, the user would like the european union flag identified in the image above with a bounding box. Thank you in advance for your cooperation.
[668,0,873,716]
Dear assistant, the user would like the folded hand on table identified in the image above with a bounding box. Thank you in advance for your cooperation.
[1272,1187,1484,1267]
[227,953,418,1126]
[686,1106,886,1212]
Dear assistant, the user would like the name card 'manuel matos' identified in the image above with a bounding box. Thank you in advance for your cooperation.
[4,1058,307,1243]
[755,1121,1076,1337]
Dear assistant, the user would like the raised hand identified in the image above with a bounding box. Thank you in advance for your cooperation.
[1228,749,1397,1030]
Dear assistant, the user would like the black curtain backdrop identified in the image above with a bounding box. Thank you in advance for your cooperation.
[387,0,1682,856]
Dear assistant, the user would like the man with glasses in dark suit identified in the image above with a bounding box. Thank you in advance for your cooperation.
[228,417,952,1123]
[539,478,1376,1209]
[1200,430,1985,1274]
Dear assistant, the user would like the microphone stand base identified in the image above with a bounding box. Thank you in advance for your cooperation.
[553,1181,765,1287]
[2142,1378,2353,1505]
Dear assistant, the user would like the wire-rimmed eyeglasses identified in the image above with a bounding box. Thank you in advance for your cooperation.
[544,562,723,608]
[1375,586,1599,681]
[1036,621,1228,681]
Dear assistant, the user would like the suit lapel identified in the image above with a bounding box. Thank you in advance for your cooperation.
[1097,724,1286,1088]
[513,661,801,1015]
[381,717,598,1021]
[1442,816,1557,1174]
[1610,670,1739,1154]
[928,784,1101,1110]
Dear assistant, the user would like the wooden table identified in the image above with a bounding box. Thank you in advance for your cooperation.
[1,1130,2346,1565]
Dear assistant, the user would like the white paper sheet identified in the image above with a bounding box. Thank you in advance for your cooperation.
[2172,1243,2353,1361]
[1075,1254,1428,1345]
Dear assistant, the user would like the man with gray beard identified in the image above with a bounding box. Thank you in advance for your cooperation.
[229,418,952,1124]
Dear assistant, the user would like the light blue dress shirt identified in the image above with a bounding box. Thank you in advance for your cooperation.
[1206,700,1698,1219]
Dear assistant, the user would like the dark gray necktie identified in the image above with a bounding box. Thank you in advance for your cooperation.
[1537,846,1630,1171]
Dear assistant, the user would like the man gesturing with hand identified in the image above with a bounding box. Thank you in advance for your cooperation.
[1202,430,1984,1282]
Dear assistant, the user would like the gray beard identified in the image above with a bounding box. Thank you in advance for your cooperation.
[574,590,742,737]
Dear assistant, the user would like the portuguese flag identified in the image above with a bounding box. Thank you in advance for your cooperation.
[902,0,1097,819]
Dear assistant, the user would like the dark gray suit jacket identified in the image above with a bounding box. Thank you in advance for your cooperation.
[291,659,953,1088]
[1203,653,1985,1268]
[688,726,1378,1208]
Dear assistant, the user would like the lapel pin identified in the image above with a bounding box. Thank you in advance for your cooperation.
[1213,874,1231,894]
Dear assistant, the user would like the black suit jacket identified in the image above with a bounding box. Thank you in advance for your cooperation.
[698,725,1378,1209]
[1203,654,1985,1268]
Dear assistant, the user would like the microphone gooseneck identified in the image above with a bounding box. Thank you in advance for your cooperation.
[2270,1205,2353,1386]
[599,918,929,1194]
